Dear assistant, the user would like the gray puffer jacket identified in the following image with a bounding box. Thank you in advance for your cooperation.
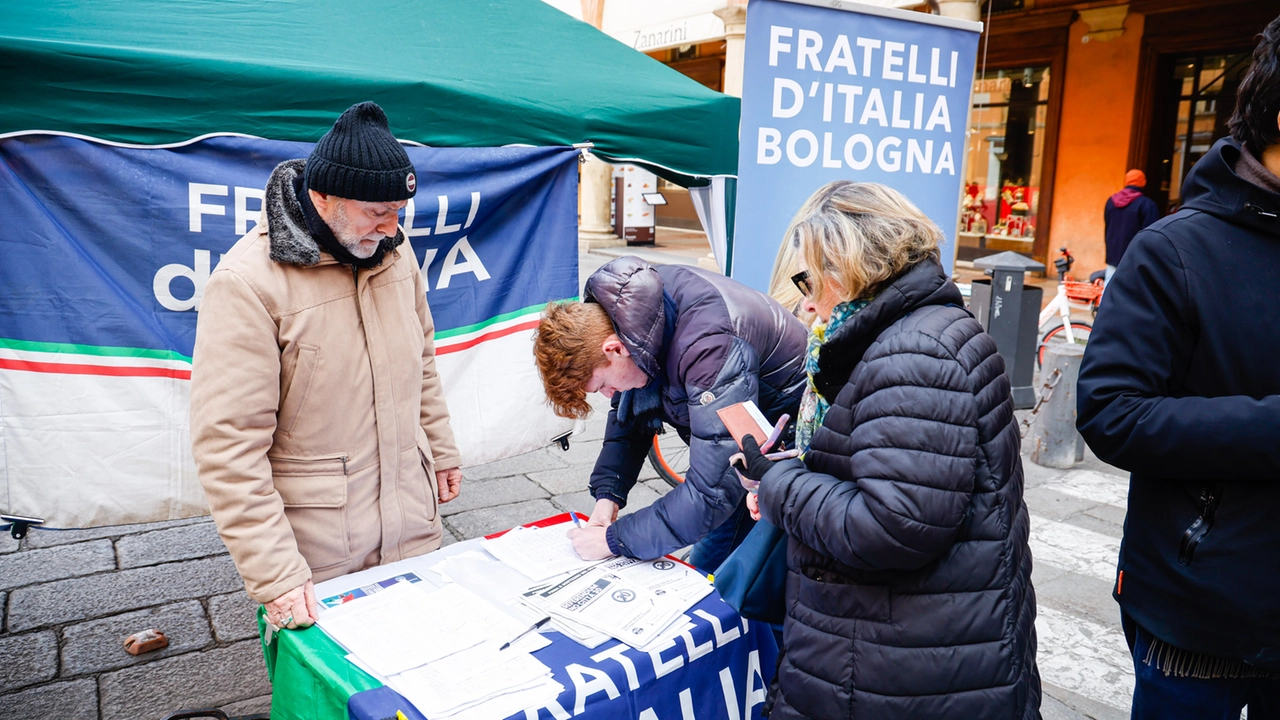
[585,257,807,561]
[758,260,1040,719]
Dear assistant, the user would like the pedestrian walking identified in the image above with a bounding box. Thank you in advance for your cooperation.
[1077,15,1280,719]
[734,181,1040,719]
[1103,169,1160,283]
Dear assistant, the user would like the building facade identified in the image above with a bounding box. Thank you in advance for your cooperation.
[555,0,1276,274]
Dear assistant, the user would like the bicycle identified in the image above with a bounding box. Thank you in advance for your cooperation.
[649,424,690,487]
[1037,247,1103,367]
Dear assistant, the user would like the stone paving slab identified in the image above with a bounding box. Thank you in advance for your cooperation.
[0,532,18,554]
[209,591,260,643]
[222,693,272,716]
[98,639,270,720]
[0,630,57,692]
[445,499,563,540]
[115,519,228,569]
[1037,572,1122,629]
[20,516,208,549]
[61,599,213,676]
[462,451,568,481]
[1,590,7,630]
[545,439,609,467]
[1023,486,1105,523]
[441,476,548,517]
[0,678,98,720]
[549,491,596,518]
[7,555,242,632]
[0,539,116,592]
[525,467,592,496]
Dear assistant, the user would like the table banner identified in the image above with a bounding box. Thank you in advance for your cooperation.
[731,0,981,290]
[0,134,579,528]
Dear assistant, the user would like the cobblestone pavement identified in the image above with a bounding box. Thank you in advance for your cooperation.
[0,249,1136,719]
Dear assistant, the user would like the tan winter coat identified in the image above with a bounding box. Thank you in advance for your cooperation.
[190,160,459,603]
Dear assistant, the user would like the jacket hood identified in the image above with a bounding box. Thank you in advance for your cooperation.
[263,159,405,267]
[1111,187,1145,208]
[583,256,665,379]
[1180,137,1280,238]
[814,258,963,399]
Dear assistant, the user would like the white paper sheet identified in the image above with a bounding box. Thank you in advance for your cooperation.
[317,582,524,677]
[521,565,687,649]
[389,647,554,717]
[481,523,608,581]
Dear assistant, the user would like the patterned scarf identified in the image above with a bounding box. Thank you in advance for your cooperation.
[796,299,871,456]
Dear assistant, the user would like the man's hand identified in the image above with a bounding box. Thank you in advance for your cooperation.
[264,580,319,630]
[567,525,614,560]
[588,498,619,527]
[436,467,462,503]
[746,492,762,522]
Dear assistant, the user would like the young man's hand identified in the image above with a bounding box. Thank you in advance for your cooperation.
[587,498,619,527]
[567,525,614,560]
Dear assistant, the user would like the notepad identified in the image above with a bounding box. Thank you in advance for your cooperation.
[716,400,775,449]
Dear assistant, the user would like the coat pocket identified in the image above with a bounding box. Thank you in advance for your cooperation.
[270,454,350,570]
[401,427,438,524]
[796,566,892,623]
[279,344,320,436]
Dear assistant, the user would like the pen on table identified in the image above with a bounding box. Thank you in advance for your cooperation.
[500,616,551,651]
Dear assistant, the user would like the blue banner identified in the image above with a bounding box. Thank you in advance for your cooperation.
[731,0,981,290]
[0,134,580,527]
[348,594,778,720]
[0,134,579,358]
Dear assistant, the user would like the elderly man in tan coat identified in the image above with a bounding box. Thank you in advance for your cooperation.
[190,102,461,632]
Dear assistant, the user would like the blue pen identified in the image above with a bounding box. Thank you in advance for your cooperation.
[570,513,583,529]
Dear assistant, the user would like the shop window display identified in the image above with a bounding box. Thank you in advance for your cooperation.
[958,66,1049,260]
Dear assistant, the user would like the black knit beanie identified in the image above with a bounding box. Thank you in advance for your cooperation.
[305,102,417,202]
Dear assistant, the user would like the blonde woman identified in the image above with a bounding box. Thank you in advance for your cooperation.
[734,181,1040,719]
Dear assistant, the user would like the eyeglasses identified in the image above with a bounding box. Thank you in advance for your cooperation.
[790,270,813,297]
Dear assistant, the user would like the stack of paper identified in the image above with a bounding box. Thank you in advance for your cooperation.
[481,524,605,581]
[319,582,561,718]
[519,559,712,651]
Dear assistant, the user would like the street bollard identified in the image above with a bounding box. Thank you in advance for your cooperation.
[1030,343,1086,468]
[970,251,1046,409]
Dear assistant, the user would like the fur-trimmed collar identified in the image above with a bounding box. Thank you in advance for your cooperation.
[263,159,405,266]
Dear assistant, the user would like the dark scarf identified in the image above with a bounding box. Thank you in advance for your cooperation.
[292,173,388,269]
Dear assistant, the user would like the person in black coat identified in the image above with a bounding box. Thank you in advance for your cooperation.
[735,181,1040,719]
[1077,17,1280,719]
[532,257,807,570]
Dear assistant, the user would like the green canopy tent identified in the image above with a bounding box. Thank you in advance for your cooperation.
[0,0,740,258]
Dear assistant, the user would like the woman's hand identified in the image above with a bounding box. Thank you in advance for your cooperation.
[731,435,777,481]
[746,492,762,521]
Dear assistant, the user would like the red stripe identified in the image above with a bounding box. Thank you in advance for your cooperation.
[0,358,191,380]
[436,319,540,355]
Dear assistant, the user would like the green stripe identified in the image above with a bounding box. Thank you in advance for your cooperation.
[0,338,192,363]
[435,298,578,340]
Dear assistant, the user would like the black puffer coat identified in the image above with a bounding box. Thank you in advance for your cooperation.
[758,260,1040,719]
[584,257,807,561]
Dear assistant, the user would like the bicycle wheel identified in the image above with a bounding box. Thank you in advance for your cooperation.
[648,428,690,487]
[1038,321,1092,367]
